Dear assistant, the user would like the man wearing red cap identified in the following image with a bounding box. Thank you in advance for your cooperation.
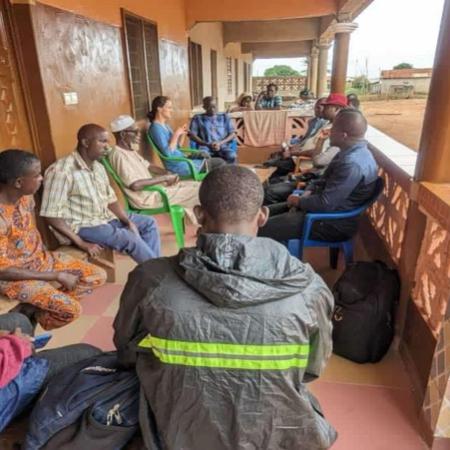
[259,108,378,244]
[292,93,348,164]
[264,93,348,205]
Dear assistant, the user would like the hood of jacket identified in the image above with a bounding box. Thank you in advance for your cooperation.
[179,233,318,308]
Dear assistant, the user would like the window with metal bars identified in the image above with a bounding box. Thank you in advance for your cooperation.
[188,40,203,106]
[123,12,162,119]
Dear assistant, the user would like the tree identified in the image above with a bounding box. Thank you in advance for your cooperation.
[264,65,300,77]
[351,75,370,90]
[393,63,413,70]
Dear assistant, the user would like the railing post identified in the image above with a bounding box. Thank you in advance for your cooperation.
[414,0,450,183]
[408,2,450,446]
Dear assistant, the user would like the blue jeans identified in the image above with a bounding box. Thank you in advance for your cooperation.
[78,214,160,263]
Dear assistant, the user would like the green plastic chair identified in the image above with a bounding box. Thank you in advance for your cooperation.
[101,155,186,249]
[146,133,207,181]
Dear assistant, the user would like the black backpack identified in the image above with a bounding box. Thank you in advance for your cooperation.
[332,261,400,363]
[25,352,140,450]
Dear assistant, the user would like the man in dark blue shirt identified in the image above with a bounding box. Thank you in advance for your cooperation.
[259,109,378,243]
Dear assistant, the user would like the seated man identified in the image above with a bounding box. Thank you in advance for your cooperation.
[264,94,347,204]
[0,150,106,330]
[114,165,337,450]
[259,109,378,243]
[40,124,160,264]
[255,83,282,110]
[189,96,237,164]
[109,115,199,224]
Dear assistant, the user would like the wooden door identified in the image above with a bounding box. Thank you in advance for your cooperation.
[0,0,33,151]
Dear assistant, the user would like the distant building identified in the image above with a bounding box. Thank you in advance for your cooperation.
[380,68,432,96]
[368,81,381,94]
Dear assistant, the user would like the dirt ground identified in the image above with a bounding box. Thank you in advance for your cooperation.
[361,98,427,151]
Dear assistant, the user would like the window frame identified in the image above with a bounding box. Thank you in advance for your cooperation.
[210,49,218,101]
[188,39,204,107]
[122,9,162,119]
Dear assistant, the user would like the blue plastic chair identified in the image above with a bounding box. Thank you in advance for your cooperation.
[287,177,384,269]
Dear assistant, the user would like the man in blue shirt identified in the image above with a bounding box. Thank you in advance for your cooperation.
[259,109,378,243]
[189,97,237,164]
[255,83,283,110]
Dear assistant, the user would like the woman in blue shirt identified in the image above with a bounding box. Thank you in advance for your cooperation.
[148,96,225,177]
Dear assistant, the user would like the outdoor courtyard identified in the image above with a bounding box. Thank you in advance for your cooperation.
[361,98,427,151]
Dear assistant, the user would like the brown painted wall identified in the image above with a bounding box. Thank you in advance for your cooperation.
[402,301,437,401]
[18,1,190,159]
[158,38,191,128]
[31,4,130,157]
[33,0,188,42]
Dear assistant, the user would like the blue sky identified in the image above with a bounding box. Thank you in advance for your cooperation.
[253,0,445,79]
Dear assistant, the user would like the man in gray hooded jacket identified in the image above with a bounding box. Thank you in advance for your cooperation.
[113,165,337,450]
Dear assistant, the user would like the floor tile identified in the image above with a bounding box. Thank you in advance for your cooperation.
[82,316,115,351]
[322,349,412,389]
[114,257,136,285]
[36,314,99,349]
[310,380,428,450]
[79,283,124,316]
[432,437,450,450]
[103,293,122,317]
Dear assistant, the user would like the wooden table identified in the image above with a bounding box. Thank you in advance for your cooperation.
[240,164,275,184]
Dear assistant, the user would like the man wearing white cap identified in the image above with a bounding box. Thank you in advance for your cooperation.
[108,115,200,224]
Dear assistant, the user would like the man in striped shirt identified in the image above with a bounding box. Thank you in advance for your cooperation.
[41,124,160,263]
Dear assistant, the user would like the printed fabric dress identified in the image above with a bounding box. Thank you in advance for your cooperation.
[0,196,106,330]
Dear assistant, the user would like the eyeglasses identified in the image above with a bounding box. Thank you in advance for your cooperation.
[124,128,139,134]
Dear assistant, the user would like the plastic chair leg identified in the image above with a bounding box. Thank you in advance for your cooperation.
[169,206,185,249]
[342,241,354,266]
[287,239,300,258]
[287,239,304,260]
[329,247,339,269]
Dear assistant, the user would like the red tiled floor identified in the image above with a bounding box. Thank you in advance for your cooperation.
[311,381,428,450]
[80,283,123,315]
[31,231,431,450]
[82,316,115,351]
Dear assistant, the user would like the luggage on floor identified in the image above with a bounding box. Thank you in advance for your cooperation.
[24,352,140,450]
[332,261,400,363]
[0,357,49,432]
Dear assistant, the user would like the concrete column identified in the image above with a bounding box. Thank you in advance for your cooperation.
[330,22,358,93]
[306,57,312,90]
[415,0,450,183]
[310,46,319,97]
[316,41,331,97]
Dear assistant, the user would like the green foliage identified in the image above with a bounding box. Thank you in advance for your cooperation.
[393,62,413,70]
[351,75,370,90]
[264,65,300,77]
